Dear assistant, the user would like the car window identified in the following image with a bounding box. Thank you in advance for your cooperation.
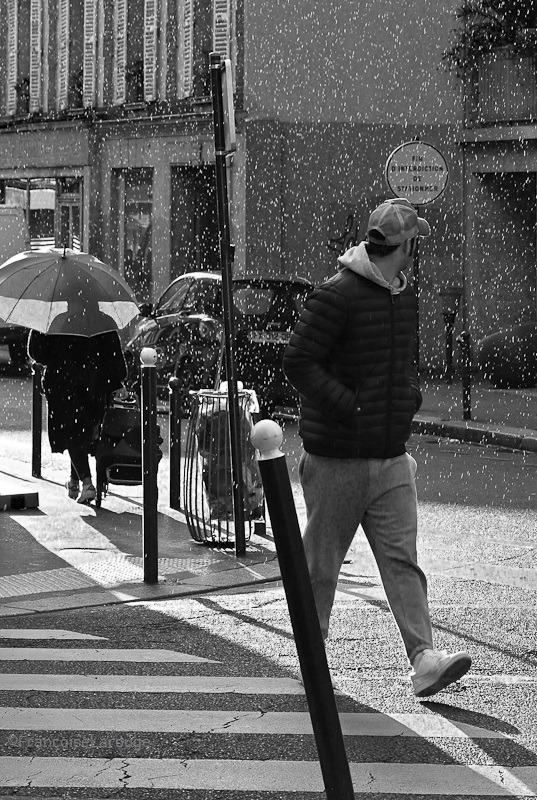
[200,282,222,316]
[233,286,274,316]
[292,286,312,313]
[156,278,192,315]
[181,283,203,313]
[233,283,312,328]
[181,280,222,315]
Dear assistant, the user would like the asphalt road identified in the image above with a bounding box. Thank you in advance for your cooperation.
[1,364,537,797]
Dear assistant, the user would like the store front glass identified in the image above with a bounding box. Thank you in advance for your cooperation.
[0,176,82,250]
[112,168,153,300]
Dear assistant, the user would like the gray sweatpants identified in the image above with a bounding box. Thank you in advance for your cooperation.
[299,450,434,664]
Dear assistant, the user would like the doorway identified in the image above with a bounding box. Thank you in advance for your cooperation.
[468,171,536,340]
[170,165,218,281]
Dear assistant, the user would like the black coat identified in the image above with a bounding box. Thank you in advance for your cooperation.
[282,268,422,459]
[28,331,127,453]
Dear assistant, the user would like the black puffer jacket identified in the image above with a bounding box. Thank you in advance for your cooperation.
[283,254,422,459]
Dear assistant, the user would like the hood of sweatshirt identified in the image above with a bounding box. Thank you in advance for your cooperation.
[337,241,407,295]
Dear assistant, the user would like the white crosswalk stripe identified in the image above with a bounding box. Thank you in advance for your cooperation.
[0,629,535,797]
[0,707,506,738]
[0,647,218,663]
[1,757,536,794]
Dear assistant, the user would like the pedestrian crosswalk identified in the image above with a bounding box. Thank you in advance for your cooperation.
[0,628,536,797]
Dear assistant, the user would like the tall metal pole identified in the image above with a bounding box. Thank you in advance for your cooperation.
[210,52,246,556]
[251,420,355,800]
[458,330,472,421]
[31,362,43,478]
[168,376,182,511]
[413,219,421,373]
[141,347,159,584]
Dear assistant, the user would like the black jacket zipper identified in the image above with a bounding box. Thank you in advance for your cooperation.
[385,292,395,456]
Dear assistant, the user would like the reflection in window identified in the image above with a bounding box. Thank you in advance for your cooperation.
[114,169,153,300]
[0,177,82,250]
[30,179,56,248]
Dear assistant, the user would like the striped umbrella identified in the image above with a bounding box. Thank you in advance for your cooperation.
[0,248,140,337]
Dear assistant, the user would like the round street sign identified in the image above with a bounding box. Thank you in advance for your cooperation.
[385,141,448,205]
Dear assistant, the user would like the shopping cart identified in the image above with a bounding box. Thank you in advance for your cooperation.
[93,394,146,507]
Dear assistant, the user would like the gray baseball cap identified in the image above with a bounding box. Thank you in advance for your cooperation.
[367,197,430,246]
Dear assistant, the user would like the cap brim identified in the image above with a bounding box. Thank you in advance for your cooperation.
[417,218,430,237]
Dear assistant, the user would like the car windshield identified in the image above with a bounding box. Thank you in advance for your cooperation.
[156,279,191,314]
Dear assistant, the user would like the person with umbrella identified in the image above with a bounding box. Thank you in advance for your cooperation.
[0,248,140,504]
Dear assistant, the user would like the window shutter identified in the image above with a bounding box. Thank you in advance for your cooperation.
[144,0,158,101]
[83,0,97,107]
[113,0,127,104]
[7,0,18,115]
[212,0,230,59]
[29,0,43,112]
[96,0,105,106]
[57,0,69,110]
[177,0,193,99]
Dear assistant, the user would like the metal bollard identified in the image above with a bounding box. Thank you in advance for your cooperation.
[250,420,354,800]
[457,330,472,420]
[168,377,182,511]
[31,362,43,478]
[141,348,159,584]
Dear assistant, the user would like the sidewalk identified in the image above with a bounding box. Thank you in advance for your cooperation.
[0,370,536,620]
[414,375,537,452]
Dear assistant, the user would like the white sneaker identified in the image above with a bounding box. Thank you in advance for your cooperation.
[411,649,471,698]
[77,482,96,504]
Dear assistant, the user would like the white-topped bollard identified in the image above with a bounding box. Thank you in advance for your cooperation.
[250,420,354,800]
[141,347,158,583]
[140,346,158,367]
[250,419,284,461]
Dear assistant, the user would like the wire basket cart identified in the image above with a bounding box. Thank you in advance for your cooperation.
[183,389,264,544]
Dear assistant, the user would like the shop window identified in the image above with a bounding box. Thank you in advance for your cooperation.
[0,177,82,250]
[57,177,82,249]
[30,178,56,248]
[112,169,153,300]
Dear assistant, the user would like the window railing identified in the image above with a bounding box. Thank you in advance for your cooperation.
[466,44,537,126]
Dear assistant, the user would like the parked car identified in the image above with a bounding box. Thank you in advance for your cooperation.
[478,323,537,389]
[124,271,314,412]
[0,324,29,367]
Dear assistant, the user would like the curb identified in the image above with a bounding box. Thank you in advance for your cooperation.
[413,417,537,453]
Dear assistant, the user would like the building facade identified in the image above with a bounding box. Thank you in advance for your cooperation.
[458,4,537,347]
[1,1,533,369]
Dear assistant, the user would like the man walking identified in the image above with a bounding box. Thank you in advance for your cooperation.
[283,197,471,697]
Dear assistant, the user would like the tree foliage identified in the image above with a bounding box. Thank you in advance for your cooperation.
[443,0,537,77]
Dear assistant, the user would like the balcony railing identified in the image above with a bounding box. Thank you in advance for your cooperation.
[466,44,537,126]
